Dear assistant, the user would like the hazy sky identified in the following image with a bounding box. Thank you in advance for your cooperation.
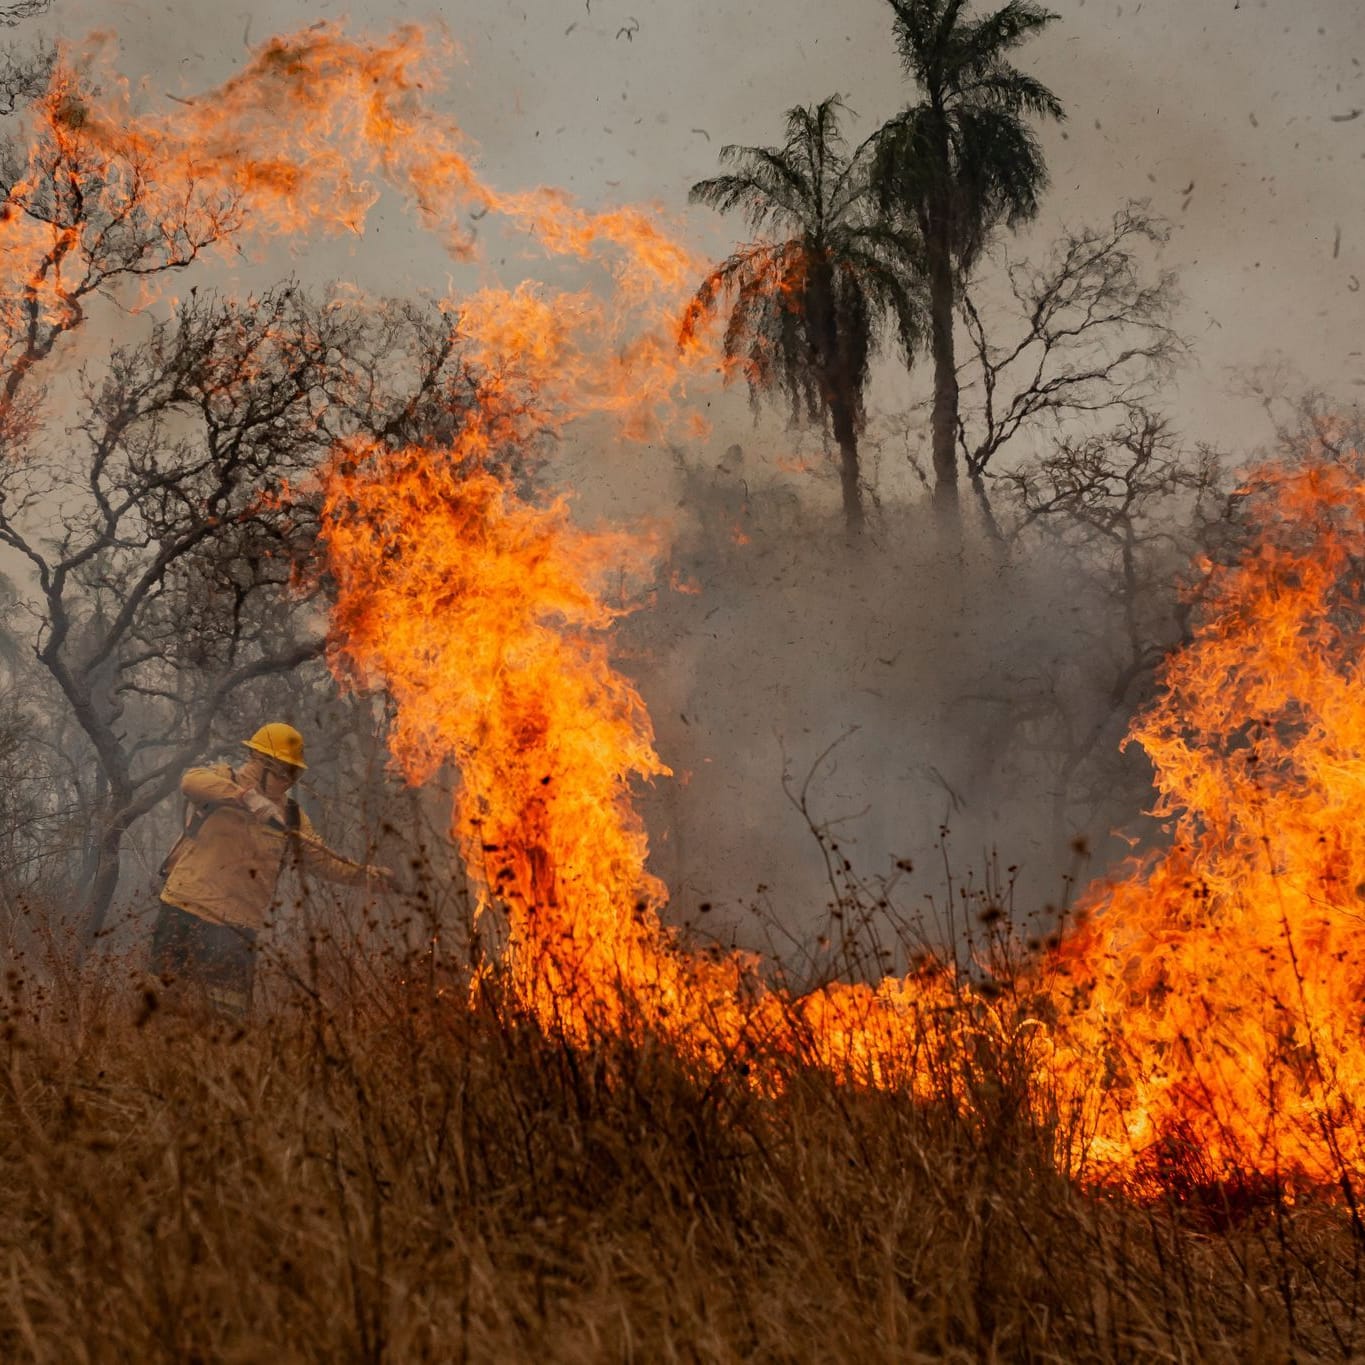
[49,0,1365,460]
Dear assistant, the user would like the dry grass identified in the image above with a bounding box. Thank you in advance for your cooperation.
[2,922,1363,1363]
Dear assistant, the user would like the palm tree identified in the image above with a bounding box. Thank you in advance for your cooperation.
[873,0,1064,520]
[682,96,924,536]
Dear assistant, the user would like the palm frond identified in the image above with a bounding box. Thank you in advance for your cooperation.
[687,92,930,456]
[690,145,813,228]
[678,242,788,347]
[954,1,1059,70]
[950,104,1050,227]
[787,95,850,154]
[873,0,1062,262]
[958,68,1065,121]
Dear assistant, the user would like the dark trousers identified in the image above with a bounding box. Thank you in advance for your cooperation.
[150,901,258,1016]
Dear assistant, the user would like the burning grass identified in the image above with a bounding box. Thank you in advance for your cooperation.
[3,927,1363,1362]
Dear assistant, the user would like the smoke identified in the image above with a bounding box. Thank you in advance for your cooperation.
[607,444,1167,958]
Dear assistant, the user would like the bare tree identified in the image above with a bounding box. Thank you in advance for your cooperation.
[0,42,51,115]
[1232,367,1365,472]
[0,97,242,451]
[0,293,324,942]
[0,668,89,907]
[0,51,493,946]
[955,203,1181,531]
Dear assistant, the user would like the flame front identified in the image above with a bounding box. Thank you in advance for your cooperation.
[1044,454,1365,1188]
[25,24,1365,1195]
[323,435,690,1042]
[319,427,967,1078]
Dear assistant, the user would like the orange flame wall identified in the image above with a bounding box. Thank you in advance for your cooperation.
[1046,456,1365,1188]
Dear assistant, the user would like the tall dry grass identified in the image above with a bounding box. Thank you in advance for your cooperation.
[2,899,1362,1363]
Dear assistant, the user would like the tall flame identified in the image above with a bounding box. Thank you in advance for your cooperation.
[1044,452,1365,1188]
[318,423,967,1074]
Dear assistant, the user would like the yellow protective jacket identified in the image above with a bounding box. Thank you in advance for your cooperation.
[160,763,374,931]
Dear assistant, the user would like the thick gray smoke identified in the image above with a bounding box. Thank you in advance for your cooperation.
[613,445,1167,958]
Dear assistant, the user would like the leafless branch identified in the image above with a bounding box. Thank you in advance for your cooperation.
[957,202,1183,481]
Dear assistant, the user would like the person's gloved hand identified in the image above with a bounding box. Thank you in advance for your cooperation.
[240,789,285,827]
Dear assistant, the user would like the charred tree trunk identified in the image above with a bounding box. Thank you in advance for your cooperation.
[928,222,960,526]
[807,251,865,538]
[74,764,106,898]
[969,466,1008,560]
[830,389,865,538]
[83,804,131,951]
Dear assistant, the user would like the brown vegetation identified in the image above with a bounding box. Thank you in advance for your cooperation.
[2,912,1361,1363]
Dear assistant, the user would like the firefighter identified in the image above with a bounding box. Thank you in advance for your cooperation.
[150,722,394,1015]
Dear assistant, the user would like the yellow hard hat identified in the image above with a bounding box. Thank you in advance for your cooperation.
[243,722,307,770]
